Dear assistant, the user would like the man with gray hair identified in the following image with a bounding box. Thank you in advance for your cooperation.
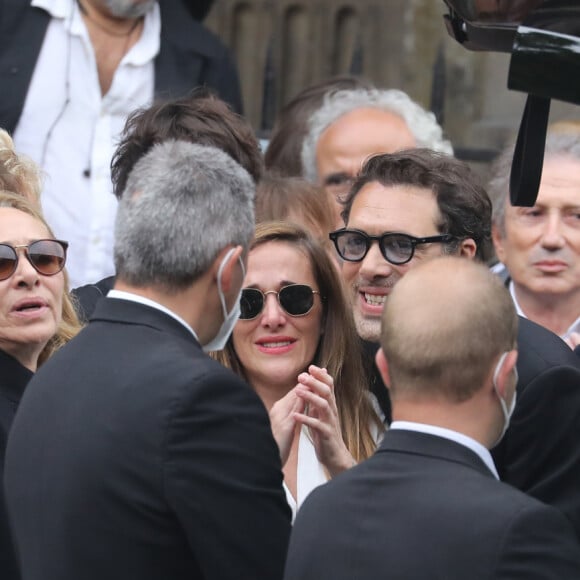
[4,141,291,580]
[301,88,452,227]
[489,129,580,348]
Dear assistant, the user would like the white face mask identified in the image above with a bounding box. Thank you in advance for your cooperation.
[202,248,244,353]
[492,351,518,446]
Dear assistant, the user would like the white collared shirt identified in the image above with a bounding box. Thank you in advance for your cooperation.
[508,280,580,340]
[390,420,499,479]
[13,0,160,287]
[107,289,199,342]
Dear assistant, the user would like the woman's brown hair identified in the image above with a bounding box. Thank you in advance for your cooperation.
[214,221,383,461]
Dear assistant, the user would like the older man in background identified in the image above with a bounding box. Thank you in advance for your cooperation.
[301,88,452,227]
[489,129,580,347]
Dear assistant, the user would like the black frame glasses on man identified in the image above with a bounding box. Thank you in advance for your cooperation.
[0,239,68,281]
[239,284,322,320]
[329,229,455,265]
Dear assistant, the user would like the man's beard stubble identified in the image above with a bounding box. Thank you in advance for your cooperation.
[353,311,382,343]
[105,0,156,19]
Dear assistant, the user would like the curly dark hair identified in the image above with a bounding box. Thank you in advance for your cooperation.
[342,148,493,262]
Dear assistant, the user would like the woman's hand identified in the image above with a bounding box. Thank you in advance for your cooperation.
[269,389,304,466]
[293,365,355,477]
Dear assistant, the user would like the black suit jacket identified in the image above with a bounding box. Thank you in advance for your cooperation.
[71,275,115,324]
[364,315,580,539]
[284,429,580,580]
[0,0,242,135]
[492,316,580,539]
[0,351,32,580]
[4,298,291,580]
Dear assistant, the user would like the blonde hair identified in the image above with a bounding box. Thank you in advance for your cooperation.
[0,191,82,365]
[0,129,42,204]
[214,221,382,461]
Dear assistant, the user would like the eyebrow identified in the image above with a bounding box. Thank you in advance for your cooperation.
[323,172,354,187]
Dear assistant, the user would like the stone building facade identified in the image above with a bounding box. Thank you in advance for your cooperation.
[205,0,579,165]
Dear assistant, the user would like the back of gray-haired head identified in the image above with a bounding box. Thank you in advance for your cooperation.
[488,131,580,232]
[301,88,453,182]
[114,141,255,290]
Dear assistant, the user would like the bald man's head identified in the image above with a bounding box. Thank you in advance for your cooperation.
[380,257,517,402]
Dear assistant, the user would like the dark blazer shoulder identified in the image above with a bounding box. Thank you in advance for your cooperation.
[156,0,242,112]
[492,316,580,539]
[71,276,115,323]
[0,1,50,133]
[516,316,580,383]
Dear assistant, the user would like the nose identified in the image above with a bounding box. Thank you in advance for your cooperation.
[259,293,286,328]
[358,240,395,281]
[12,251,40,288]
[540,213,566,250]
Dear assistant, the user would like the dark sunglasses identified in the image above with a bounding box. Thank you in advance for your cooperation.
[0,239,68,281]
[329,228,455,265]
[239,284,321,320]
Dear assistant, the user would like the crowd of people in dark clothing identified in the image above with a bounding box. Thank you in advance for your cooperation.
[2,1,580,579]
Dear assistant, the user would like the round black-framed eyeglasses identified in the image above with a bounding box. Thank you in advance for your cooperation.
[329,228,455,265]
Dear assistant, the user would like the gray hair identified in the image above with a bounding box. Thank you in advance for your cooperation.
[114,141,255,290]
[488,131,580,232]
[301,88,453,182]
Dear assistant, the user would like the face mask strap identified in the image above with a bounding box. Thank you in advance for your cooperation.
[216,247,240,319]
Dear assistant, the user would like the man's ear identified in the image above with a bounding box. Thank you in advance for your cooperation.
[213,245,244,294]
[495,349,518,400]
[491,223,507,264]
[375,348,392,392]
[458,237,477,259]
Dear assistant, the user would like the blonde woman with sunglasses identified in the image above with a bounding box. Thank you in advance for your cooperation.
[0,191,80,580]
[214,222,384,519]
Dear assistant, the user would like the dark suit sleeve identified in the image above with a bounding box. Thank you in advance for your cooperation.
[493,365,580,540]
[163,366,291,580]
[495,501,580,578]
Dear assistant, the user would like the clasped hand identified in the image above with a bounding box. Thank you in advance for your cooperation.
[269,364,355,477]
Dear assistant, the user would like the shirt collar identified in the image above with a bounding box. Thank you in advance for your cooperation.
[107,289,199,342]
[508,280,580,339]
[390,420,499,479]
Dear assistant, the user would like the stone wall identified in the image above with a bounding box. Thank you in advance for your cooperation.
[205,0,580,163]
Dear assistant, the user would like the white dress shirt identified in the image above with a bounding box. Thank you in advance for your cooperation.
[492,263,580,340]
[508,280,580,340]
[390,420,499,479]
[14,0,160,287]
